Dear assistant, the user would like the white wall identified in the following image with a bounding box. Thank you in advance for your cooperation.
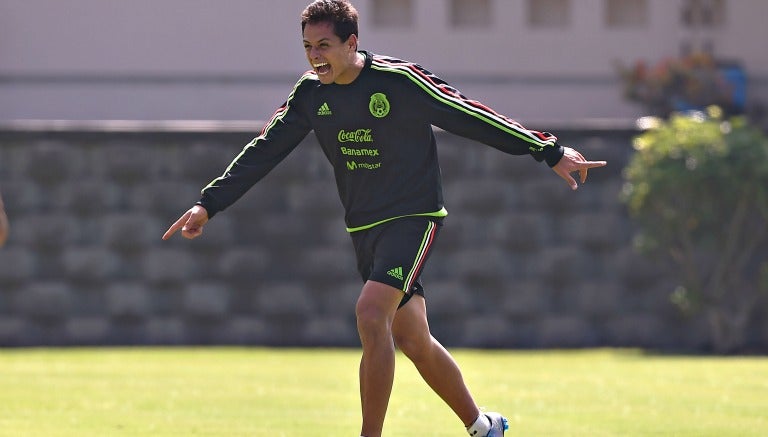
[1,0,765,122]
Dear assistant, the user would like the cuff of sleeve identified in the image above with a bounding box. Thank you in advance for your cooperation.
[532,143,564,167]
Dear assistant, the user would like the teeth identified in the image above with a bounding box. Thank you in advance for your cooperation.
[313,62,328,68]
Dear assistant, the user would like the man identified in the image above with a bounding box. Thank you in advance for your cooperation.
[0,191,8,247]
[163,1,606,435]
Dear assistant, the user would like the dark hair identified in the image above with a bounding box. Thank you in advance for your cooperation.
[301,0,359,43]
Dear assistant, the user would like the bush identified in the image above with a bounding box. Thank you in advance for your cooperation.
[622,107,768,353]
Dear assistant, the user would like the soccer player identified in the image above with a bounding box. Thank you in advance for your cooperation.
[0,191,8,247]
[163,1,606,435]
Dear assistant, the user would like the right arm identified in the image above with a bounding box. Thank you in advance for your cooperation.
[198,74,314,219]
[163,73,314,240]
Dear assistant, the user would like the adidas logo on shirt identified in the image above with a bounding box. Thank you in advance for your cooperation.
[317,102,332,116]
[386,266,404,281]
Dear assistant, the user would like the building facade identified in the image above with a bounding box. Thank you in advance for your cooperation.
[1,0,766,122]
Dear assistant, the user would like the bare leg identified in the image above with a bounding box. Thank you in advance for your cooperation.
[356,280,404,437]
[392,295,480,427]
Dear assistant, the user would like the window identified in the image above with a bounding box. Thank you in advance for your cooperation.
[450,0,492,28]
[371,0,413,29]
[681,0,726,28]
[605,0,648,28]
[528,0,570,28]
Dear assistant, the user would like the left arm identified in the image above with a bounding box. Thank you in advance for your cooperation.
[407,64,606,187]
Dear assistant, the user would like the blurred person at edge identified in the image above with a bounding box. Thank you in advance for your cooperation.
[163,1,606,436]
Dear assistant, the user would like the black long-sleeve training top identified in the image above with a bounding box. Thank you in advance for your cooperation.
[198,51,564,232]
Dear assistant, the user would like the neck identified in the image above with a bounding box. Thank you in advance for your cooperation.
[336,51,365,84]
[352,51,364,68]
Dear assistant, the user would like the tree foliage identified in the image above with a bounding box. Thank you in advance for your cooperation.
[622,107,768,352]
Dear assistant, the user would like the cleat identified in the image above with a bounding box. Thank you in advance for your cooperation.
[484,412,508,436]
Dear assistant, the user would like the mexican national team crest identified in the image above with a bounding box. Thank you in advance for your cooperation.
[369,92,390,118]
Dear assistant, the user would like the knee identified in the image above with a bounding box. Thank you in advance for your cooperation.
[355,299,391,339]
[393,330,431,363]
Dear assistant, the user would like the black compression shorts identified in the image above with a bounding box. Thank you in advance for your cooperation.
[350,216,442,308]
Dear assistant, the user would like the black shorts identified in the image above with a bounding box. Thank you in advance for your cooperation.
[350,216,442,308]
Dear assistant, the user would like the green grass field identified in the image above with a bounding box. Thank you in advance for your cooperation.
[0,348,766,436]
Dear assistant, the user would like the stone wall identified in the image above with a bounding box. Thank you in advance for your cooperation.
[0,122,748,349]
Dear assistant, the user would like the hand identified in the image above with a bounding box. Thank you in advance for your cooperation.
[162,205,209,240]
[552,147,607,190]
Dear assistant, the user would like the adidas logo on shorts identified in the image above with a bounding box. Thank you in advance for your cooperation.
[386,266,404,281]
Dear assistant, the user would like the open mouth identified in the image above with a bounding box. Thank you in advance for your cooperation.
[313,62,331,75]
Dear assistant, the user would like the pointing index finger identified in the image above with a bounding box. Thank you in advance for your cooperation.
[162,212,190,240]
[583,160,607,168]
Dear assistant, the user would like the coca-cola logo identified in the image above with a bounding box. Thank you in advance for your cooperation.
[338,129,373,143]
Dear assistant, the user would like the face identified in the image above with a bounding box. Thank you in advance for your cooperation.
[302,21,359,85]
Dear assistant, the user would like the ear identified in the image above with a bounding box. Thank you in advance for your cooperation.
[347,34,358,51]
